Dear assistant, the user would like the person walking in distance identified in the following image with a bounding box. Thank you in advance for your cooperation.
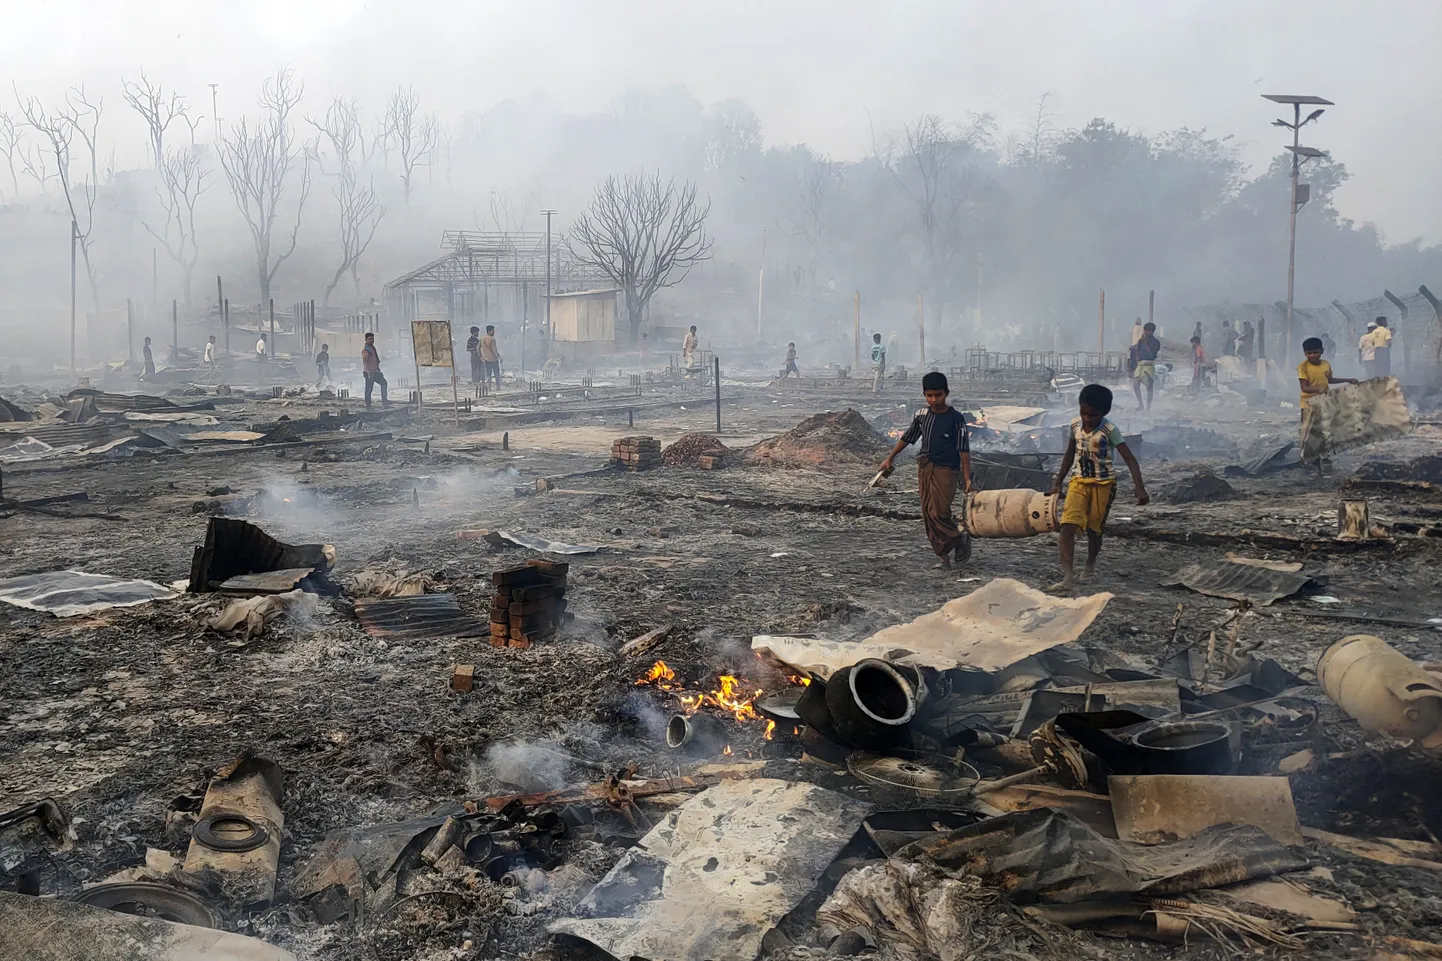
[1357,320,1377,379]
[870,332,887,394]
[466,326,483,385]
[781,342,800,379]
[203,335,218,381]
[142,336,155,378]
[362,332,389,408]
[255,333,268,362]
[682,325,698,368]
[1129,322,1161,410]
[480,325,502,389]
[315,343,331,389]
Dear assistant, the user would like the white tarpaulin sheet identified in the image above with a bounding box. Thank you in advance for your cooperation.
[0,570,178,617]
[551,778,869,961]
[1301,376,1412,464]
[484,530,601,555]
[753,577,1112,679]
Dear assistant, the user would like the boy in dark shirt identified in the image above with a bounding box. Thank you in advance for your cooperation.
[879,371,973,567]
[315,343,331,388]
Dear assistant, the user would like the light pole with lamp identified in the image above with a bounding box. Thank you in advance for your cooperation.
[1262,93,1332,364]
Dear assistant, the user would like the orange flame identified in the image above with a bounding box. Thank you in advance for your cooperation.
[786,674,811,687]
[679,674,763,723]
[723,745,733,756]
[635,660,677,690]
[763,719,776,740]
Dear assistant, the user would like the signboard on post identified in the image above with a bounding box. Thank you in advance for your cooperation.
[409,320,461,425]
[411,320,454,368]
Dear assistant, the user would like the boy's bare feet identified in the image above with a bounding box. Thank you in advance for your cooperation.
[934,556,952,570]
[1048,578,1074,594]
[1078,565,1095,584]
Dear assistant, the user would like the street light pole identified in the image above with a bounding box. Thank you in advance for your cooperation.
[542,208,557,366]
[1263,93,1332,365]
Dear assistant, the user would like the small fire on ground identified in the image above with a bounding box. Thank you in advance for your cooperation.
[636,662,779,740]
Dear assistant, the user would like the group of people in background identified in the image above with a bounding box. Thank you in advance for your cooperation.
[1357,317,1394,379]
[466,325,503,389]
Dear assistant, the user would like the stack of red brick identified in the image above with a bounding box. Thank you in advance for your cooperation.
[611,436,661,471]
[490,560,568,649]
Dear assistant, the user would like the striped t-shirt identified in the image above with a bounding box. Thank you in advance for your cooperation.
[1071,416,1125,481]
[901,407,969,470]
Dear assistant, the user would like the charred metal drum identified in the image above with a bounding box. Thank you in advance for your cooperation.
[964,489,1059,538]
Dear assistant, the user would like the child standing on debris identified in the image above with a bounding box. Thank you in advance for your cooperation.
[879,371,973,568]
[142,336,155,377]
[1050,384,1148,592]
[1189,336,1205,393]
[782,343,799,379]
[362,331,389,408]
[1299,337,1357,451]
[204,336,217,379]
[682,325,699,368]
[870,333,887,394]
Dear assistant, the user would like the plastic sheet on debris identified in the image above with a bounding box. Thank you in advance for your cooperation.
[0,890,296,961]
[1160,559,1318,606]
[551,778,869,961]
[0,570,178,617]
[482,529,601,554]
[753,578,1111,679]
[895,809,1304,904]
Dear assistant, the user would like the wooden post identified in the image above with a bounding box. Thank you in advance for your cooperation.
[223,298,229,354]
[126,298,134,362]
[1098,290,1106,355]
[268,299,275,352]
[917,293,925,367]
[714,356,722,433]
[853,291,860,371]
[412,321,424,412]
[1147,289,1155,328]
[171,299,178,364]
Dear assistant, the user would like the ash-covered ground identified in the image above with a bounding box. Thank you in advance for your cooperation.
[4,373,1442,961]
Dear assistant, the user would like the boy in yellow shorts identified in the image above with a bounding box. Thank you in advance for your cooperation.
[1049,384,1148,591]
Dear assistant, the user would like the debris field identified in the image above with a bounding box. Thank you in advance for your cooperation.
[4,369,1442,961]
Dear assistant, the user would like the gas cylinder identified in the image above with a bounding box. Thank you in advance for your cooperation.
[964,489,1059,538]
[1317,634,1442,748]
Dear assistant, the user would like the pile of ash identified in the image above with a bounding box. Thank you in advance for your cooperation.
[662,432,732,466]
[742,409,887,468]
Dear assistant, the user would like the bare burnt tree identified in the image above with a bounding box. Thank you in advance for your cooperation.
[381,86,436,204]
[16,85,103,310]
[569,172,713,343]
[323,173,383,306]
[143,150,208,306]
[122,72,190,168]
[308,96,385,306]
[889,114,992,320]
[788,154,834,290]
[217,67,312,307]
[18,141,53,194]
[476,187,538,233]
[0,110,20,200]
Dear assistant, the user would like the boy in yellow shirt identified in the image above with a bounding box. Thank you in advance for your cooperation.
[1049,384,1148,592]
[1298,336,1357,465]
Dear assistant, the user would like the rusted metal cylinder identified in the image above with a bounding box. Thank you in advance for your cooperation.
[1317,634,1442,747]
[964,489,1059,538]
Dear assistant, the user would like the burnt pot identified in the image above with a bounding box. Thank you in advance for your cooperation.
[825,660,918,751]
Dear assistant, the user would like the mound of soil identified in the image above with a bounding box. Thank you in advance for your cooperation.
[1162,470,1239,504]
[662,432,732,466]
[743,409,887,468]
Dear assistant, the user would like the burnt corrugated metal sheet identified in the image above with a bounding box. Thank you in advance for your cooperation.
[0,423,115,448]
[354,594,486,640]
[1161,561,1318,606]
[66,389,215,413]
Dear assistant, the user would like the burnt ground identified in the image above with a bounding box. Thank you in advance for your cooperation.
[4,375,1442,960]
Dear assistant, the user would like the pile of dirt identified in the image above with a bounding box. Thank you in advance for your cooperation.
[1161,470,1239,504]
[662,432,731,466]
[743,409,887,468]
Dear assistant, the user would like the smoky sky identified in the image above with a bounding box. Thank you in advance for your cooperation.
[6,0,1440,243]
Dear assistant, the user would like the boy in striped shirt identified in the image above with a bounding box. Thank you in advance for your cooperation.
[1049,384,1148,591]
[880,371,973,567]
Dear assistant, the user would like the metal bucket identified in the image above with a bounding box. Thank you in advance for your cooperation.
[965,489,1060,538]
[1317,634,1442,748]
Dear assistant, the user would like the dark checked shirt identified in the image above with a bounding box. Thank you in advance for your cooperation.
[900,407,969,470]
